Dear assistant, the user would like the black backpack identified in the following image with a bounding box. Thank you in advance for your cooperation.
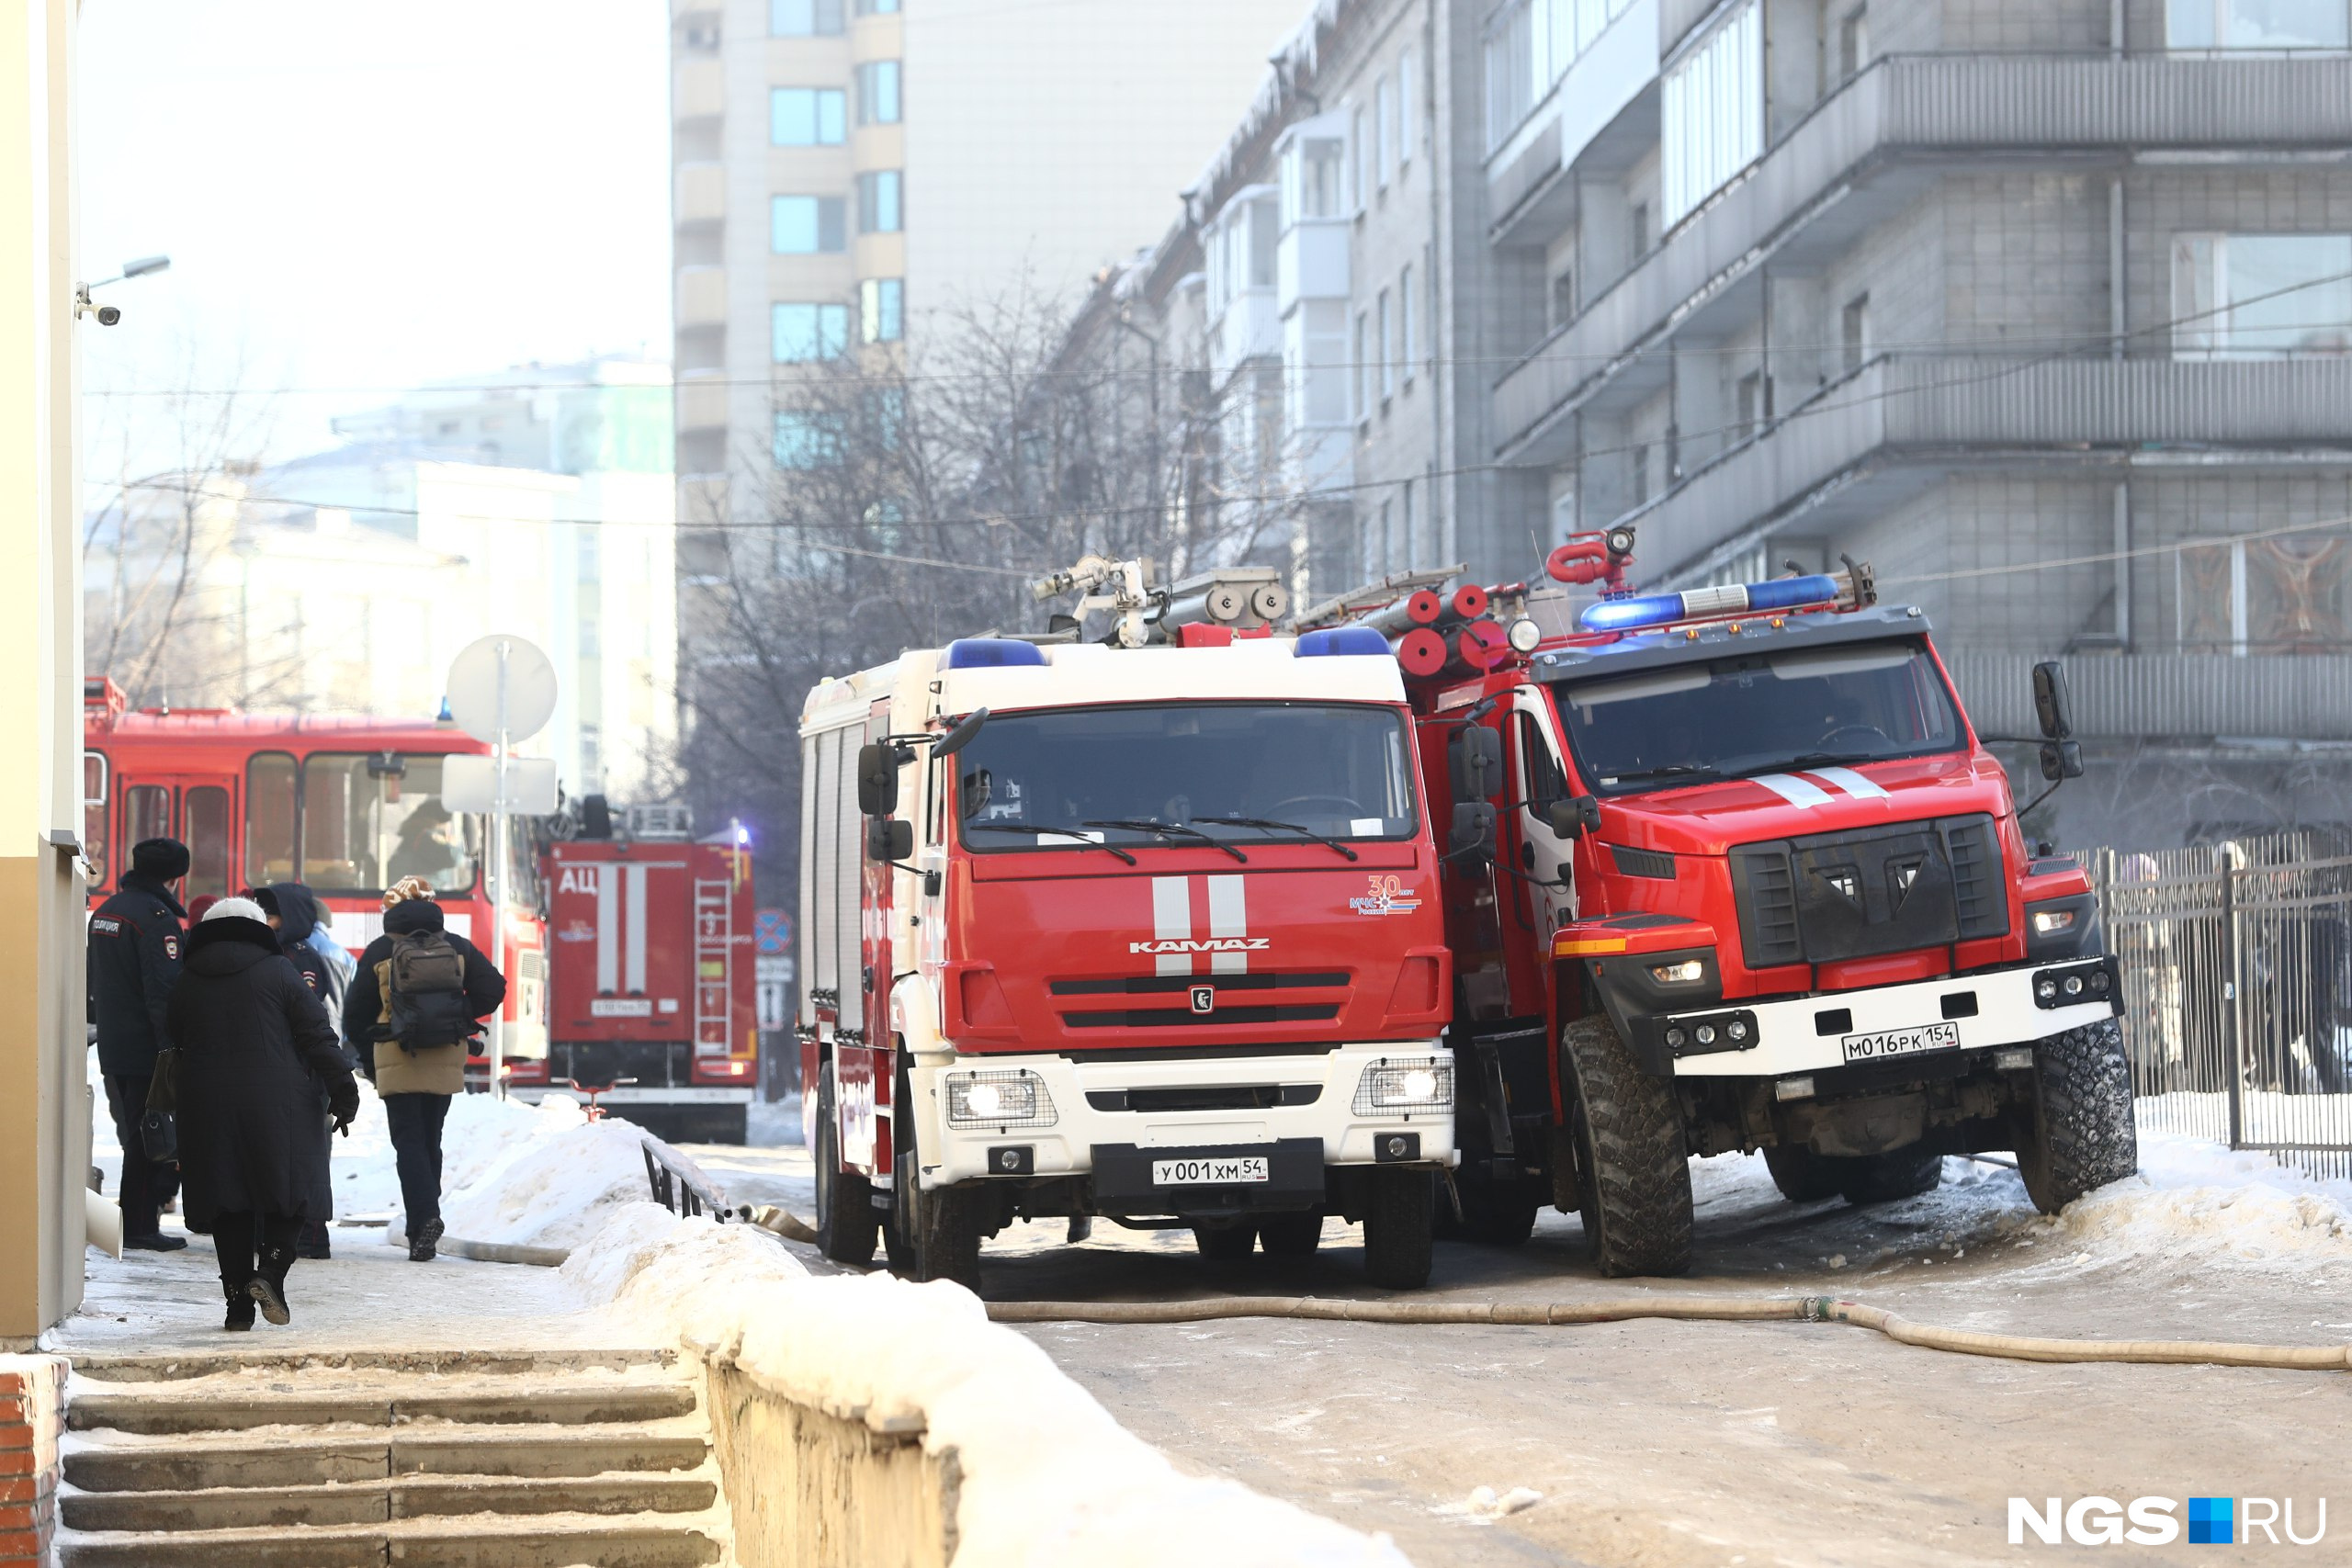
[384,929,469,1050]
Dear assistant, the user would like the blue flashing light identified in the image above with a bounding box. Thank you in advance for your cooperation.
[1743,574,1840,613]
[1295,625,1392,659]
[1577,573,1842,634]
[1579,592,1693,632]
[941,637,1046,670]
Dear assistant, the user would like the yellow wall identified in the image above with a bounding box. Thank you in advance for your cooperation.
[0,0,89,1342]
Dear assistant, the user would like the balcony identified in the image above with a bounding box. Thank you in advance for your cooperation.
[673,59,723,124]
[674,374,729,434]
[674,163,724,227]
[1210,288,1280,386]
[1277,220,1349,310]
[675,265,728,329]
[1628,355,2352,583]
[1948,653,2352,744]
[1493,51,2352,463]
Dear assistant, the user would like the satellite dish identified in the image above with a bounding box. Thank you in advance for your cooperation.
[446,635,558,745]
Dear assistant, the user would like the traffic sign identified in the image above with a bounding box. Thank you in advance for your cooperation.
[446,635,559,746]
[754,908,793,953]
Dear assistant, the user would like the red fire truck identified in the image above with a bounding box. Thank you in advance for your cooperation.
[80,677,548,1058]
[1406,535,2133,1275]
[800,561,1455,1290]
[516,808,760,1143]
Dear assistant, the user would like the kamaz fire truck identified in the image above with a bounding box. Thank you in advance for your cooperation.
[1406,534,2135,1275]
[514,803,761,1143]
[799,559,1455,1289]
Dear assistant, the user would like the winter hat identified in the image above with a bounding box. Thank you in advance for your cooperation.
[130,838,191,881]
[186,895,219,922]
[201,897,267,924]
[383,875,435,909]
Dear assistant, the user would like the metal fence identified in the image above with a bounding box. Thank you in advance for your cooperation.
[2086,831,2352,1181]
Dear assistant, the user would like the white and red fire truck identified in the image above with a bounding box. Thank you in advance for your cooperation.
[513,805,761,1143]
[1399,532,2134,1275]
[798,561,1456,1289]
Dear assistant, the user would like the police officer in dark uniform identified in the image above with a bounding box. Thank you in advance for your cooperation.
[88,837,192,1250]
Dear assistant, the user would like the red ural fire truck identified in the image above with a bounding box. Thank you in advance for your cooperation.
[1414,536,2134,1275]
[516,806,760,1143]
[799,561,1455,1289]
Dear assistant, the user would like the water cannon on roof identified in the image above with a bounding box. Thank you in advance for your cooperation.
[1031,555,1290,649]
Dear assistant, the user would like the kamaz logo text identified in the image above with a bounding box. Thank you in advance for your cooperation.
[1129,937,1271,954]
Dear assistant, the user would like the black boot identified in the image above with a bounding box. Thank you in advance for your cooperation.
[222,1280,255,1333]
[247,1243,294,1325]
[409,1215,445,1263]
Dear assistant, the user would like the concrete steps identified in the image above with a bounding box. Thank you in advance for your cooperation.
[59,1350,724,1568]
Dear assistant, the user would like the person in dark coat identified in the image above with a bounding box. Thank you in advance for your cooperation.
[250,883,348,1259]
[169,897,359,1331]
[88,837,191,1250]
[342,877,505,1262]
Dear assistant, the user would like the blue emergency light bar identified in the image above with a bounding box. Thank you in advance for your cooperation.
[1578,573,1841,634]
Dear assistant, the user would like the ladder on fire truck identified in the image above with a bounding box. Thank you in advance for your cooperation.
[693,879,732,1059]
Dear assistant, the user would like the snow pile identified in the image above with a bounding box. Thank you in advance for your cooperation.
[561,1207,1410,1568]
[424,1102,720,1252]
[2017,1130,2352,1276]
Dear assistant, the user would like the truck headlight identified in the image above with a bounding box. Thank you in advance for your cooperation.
[2030,908,2076,936]
[1649,959,1705,985]
[1354,1060,1453,1115]
[945,1070,1057,1129]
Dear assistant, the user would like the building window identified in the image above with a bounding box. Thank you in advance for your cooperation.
[1374,77,1394,191]
[1401,479,1417,564]
[2166,0,2347,47]
[1353,310,1370,420]
[1631,442,1650,509]
[1550,266,1576,330]
[1661,0,1762,226]
[861,277,903,342]
[1631,201,1649,259]
[2172,233,2352,356]
[774,302,851,362]
[1735,370,1763,442]
[856,61,902,124]
[855,0,899,13]
[775,411,842,468]
[1350,105,1367,211]
[1399,264,1417,385]
[770,0,844,36]
[1841,292,1870,374]
[1377,289,1395,402]
[1398,51,1417,167]
[771,87,846,146]
[1288,136,1345,223]
[857,170,903,233]
[773,195,847,253]
[1838,6,1869,78]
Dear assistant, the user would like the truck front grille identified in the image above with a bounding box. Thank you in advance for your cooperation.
[1728,812,2007,969]
[1060,1004,1341,1030]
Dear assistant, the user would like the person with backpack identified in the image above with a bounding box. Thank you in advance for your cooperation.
[341,876,506,1261]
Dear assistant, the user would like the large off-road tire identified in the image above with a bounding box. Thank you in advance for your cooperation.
[1835,1148,1944,1206]
[1562,1015,1694,1278]
[1362,1168,1434,1289]
[1257,1212,1323,1258]
[1762,1145,1845,1203]
[814,1066,876,1265]
[1192,1222,1256,1260]
[2018,1018,2139,1214]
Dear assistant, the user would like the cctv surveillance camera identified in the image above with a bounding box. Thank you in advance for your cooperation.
[95,304,121,327]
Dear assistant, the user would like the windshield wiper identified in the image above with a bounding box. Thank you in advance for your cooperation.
[1191,815,1359,861]
[1602,762,1723,786]
[967,822,1137,865]
[1771,750,1885,772]
[1081,818,1249,863]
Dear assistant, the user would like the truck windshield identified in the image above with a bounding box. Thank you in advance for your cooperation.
[955,703,1418,851]
[1550,638,1965,797]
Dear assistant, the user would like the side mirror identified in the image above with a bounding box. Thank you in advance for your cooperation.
[865,817,913,863]
[2031,661,2074,741]
[856,742,903,817]
[1545,795,1602,840]
[932,706,990,761]
[1449,725,1504,801]
[1447,802,1497,868]
[2038,740,2085,783]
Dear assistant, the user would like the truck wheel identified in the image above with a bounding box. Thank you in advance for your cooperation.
[1191,1222,1256,1260]
[1362,1168,1434,1289]
[1762,1145,1844,1203]
[1562,1015,1694,1279]
[1257,1212,1322,1258]
[890,1066,982,1290]
[814,1066,876,1266]
[1836,1149,1944,1205]
[2018,1018,2139,1214]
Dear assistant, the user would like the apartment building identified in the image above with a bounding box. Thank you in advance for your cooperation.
[667,0,1307,552]
[1479,0,2352,840]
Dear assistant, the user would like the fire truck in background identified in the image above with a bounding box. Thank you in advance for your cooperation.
[514,802,760,1144]
[800,558,1456,1290]
[81,677,549,1058]
[1376,530,2134,1276]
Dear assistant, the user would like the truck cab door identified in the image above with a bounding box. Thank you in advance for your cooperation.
[1509,700,1575,938]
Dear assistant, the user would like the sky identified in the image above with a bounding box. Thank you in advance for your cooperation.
[76,0,671,491]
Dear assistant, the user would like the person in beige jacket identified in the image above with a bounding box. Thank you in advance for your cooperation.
[340,877,506,1261]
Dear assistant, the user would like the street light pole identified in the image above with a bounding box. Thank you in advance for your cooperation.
[489,637,510,1099]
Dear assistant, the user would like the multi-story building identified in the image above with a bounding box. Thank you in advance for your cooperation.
[1479,0,2352,841]
[666,0,1309,557]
